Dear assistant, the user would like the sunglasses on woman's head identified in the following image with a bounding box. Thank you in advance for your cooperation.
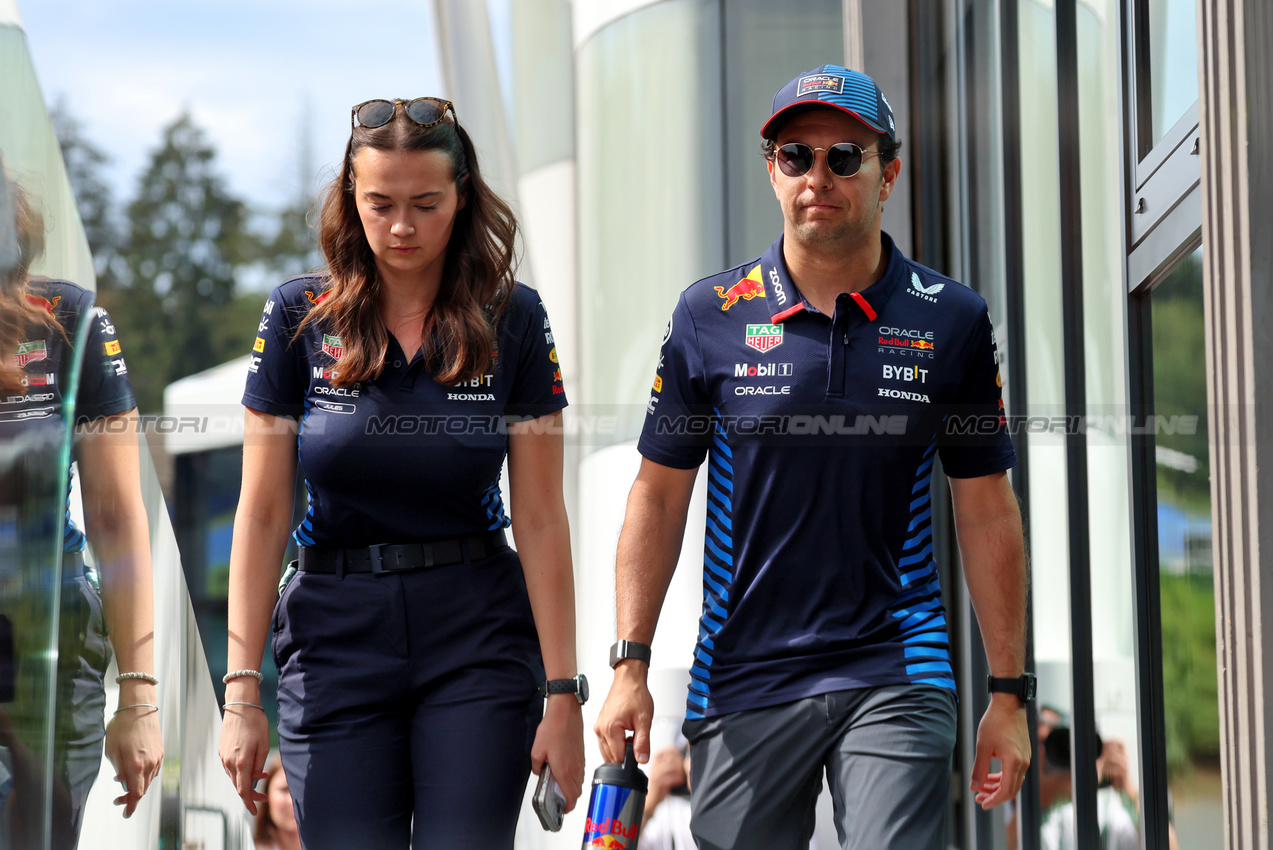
[351,97,456,130]
[773,142,881,179]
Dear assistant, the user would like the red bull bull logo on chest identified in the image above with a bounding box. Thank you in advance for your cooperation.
[715,265,766,311]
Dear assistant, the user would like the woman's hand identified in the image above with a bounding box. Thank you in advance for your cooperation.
[531,694,586,812]
[104,700,163,818]
[218,686,270,815]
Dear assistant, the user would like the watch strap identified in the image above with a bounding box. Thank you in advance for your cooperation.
[539,674,588,705]
[609,640,652,669]
[987,673,1037,702]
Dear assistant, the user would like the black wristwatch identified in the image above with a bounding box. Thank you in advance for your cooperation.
[987,673,1037,703]
[609,640,652,669]
[540,674,589,705]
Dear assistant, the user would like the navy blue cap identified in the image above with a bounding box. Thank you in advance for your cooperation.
[761,64,896,141]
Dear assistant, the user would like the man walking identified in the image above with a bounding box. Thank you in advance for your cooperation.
[595,65,1033,849]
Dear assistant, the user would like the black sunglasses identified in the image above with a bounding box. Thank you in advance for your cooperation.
[351,97,456,130]
[773,142,881,179]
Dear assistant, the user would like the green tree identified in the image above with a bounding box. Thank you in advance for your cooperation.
[107,112,261,412]
[50,98,123,291]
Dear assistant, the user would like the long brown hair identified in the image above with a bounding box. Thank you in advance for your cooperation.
[0,167,63,396]
[300,105,518,387]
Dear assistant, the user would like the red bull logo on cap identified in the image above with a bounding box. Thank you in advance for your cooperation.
[715,265,765,311]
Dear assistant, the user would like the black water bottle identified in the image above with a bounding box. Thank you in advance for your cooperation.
[581,738,648,849]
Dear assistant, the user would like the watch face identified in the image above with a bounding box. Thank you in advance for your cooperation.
[578,675,589,704]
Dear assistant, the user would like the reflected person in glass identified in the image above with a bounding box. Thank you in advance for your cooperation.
[218,97,584,849]
[0,162,162,846]
[253,753,300,850]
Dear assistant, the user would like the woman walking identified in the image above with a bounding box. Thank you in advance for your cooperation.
[218,98,584,848]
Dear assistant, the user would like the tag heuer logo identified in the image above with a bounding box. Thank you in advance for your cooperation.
[322,334,344,359]
[13,340,47,368]
[745,324,783,353]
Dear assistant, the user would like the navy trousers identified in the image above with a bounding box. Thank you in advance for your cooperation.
[273,547,544,850]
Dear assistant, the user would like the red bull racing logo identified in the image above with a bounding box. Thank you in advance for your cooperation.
[25,294,61,314]
[715,266,765,311]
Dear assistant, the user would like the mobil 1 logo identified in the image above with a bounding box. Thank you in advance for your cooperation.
[734,363,793,378]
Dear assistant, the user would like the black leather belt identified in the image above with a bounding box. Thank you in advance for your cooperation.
[298,530,508,576]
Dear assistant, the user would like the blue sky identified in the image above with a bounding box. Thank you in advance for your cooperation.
[19,0,447,212]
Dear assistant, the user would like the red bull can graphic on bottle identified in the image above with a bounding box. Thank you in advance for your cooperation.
[581,739,647,849]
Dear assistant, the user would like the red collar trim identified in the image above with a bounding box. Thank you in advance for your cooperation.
[850,292,877,321]
[770,302,807,323]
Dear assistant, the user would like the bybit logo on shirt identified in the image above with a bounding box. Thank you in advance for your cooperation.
[882,365,928,384]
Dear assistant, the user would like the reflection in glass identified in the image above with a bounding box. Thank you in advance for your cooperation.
[0,163,163,848]
[1151,247,1221,848]
[1077,0,1140,827]
[722,0,842,264]
[1148,0,1199,145]
[1018,0,1071,719]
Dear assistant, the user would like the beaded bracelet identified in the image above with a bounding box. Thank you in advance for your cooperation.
[114,703,158,715]
[223,701,266,711]
[116,672,159,685]
[222,669,264,684]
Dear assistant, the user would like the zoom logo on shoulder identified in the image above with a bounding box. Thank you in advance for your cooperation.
[734,363,793,378]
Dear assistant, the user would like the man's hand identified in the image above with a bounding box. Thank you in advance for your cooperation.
[644,746,688,820]
[593,661,654,764]
[1098,739,1137,804]
[970,695,1031,809]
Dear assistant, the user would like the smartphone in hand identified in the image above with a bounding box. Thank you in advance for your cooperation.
[532,764,567,832]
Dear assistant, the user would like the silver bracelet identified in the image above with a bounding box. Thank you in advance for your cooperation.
[223,701,266,711]
[222,669,264,684]
[114,703,158,714]
[116,672,159,685]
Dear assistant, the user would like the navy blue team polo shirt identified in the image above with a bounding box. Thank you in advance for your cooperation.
[242,276,566,549]
[639,232,1015,719]
[0,280,137,554]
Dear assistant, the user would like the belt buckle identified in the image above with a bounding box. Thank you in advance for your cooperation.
[368,543,391,574]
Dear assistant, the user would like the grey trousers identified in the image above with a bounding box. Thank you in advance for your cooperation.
[682,684,957,850]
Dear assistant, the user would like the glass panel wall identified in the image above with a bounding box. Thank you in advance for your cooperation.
[1147,0,1198,144]
[2,14,100,848]
[577,0,725,445]
[3,11,254,847]
[1076,0,1139,806]
[1018,0,1073,736]
[721,0,843,265]
[1149,247,1221,847]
